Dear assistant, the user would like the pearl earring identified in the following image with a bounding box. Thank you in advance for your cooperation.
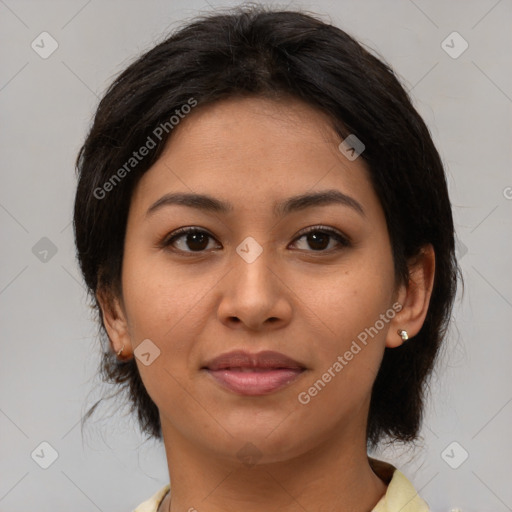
[397,330,409,341]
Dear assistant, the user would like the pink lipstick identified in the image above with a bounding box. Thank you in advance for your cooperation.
[202,350,306,396]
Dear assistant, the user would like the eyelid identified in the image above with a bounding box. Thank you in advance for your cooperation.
[293,225,350,242]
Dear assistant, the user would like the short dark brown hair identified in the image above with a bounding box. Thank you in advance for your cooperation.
[74,4,459,449]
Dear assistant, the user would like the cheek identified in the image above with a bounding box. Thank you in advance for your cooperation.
[307,258,394,346]
[120,248,206,340]
[296,268,393,415]
[298,251,395,404]
[120,251,208,411]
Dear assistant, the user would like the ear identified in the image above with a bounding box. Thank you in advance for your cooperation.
[386,244,436,348]
[96,286,133,359]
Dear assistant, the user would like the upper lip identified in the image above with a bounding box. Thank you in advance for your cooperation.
[202,350,305,371]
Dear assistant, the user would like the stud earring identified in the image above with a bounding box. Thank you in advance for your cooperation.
[117,344,124,357]
[397,329,409,341]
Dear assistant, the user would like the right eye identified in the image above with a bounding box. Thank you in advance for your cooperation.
[160,227,221,254]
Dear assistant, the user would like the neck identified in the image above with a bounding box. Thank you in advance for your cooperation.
[158,421,388,512]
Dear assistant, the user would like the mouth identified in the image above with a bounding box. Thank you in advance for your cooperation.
[201,350,307,396]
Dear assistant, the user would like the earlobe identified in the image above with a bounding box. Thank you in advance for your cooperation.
[95,287,133,359]
[386,244,436,348]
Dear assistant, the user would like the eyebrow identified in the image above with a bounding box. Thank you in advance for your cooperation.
[146,189,365,218]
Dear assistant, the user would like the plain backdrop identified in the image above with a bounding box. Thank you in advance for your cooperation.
[1,0,511,511]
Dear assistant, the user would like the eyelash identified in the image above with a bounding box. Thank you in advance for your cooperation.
[158,225,351,255]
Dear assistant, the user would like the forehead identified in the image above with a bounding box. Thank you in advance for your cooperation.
[166,95,347,166]
[130,96,378,219]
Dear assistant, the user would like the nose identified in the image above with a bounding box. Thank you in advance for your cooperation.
[217,247,292,332]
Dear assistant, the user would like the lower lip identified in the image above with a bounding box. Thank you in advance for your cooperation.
[205,368,305,396]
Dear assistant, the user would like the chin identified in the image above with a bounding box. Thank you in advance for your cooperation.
[212,424,312,464]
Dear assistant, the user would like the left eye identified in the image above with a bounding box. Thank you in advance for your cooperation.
[291,227,350,252]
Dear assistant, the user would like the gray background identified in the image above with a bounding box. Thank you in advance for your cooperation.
[1,0,511,510]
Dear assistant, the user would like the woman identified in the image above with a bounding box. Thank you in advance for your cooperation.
[73,6,458,511]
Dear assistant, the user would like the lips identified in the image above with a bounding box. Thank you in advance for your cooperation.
[202,350,306,396]
[203,350,305,371]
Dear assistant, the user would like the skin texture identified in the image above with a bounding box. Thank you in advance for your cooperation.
[98,96,435,512]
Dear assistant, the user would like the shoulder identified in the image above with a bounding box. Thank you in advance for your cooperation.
[369,458,430,512]
[133,484,170,512]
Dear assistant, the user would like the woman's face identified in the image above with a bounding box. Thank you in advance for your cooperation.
[111,96,408,463]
